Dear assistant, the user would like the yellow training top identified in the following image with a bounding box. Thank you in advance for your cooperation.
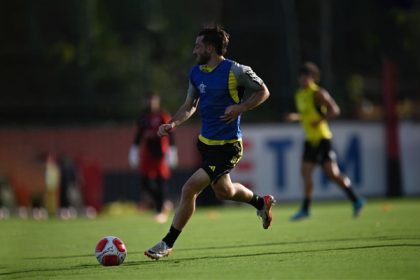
[295,82,332,145]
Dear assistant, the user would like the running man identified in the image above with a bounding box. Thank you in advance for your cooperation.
[144,25,274,260]
[286,62,365,221]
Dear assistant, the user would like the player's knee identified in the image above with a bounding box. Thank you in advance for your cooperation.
[181,182,199,199]
[213,186,234,200]
[342,176,351,186]
[330,174,351,187]
[325,170,340,181]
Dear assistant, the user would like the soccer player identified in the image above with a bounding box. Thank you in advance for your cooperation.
[129,92,178,223]
[286,62,365,221]
[144,25,274,260]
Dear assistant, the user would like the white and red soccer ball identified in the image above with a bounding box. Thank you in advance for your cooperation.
[95,236,127,266]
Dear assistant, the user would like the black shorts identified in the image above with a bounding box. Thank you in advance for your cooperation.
[197,139,243,184]
[303,139,336,165]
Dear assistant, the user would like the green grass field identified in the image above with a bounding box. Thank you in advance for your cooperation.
[2,198,420,280]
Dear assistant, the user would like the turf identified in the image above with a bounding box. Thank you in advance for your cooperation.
[1,198,420,279]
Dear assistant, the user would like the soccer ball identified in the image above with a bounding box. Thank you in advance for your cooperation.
[95,236,127,266]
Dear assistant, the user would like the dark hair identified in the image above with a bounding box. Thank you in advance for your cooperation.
[197,24,230,56]
[299,61,321,83]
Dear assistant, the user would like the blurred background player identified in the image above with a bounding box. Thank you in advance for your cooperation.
[58,154,82,220]
[128,92,178,223]
[286,62,365,221]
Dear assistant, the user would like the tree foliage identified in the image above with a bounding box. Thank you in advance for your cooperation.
[0,0,418,124]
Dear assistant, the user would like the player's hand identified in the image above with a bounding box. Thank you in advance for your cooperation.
[285,113,300,122]
[220,104,244,124]
[166,146,178,168]
[128,145,139,168]
[157,123,175,137]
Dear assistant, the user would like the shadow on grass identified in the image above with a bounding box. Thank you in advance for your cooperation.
[3,235,420,277]
[128,243,420,264]
[23,234,420,260]
[173,235,420,253]
[0,260,156,278]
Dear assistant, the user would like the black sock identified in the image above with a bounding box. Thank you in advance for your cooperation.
[248,194,265,210]
[343,187,357,203]
[302,197,311,212]
[162,225,181,248]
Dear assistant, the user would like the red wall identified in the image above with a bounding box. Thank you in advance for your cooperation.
[0,124,200,206]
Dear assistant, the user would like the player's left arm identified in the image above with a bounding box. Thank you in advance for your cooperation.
[310,88,341,128]
[221,65,270,123]
[315,88,341,119]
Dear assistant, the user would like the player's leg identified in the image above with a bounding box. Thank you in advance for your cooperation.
[211,173,268,213]
[207,139,275,229]
[144,168,210,260]
[322,159,351,189]
[212,173,275,229]
[140,175,159,211]
[290,160,316,221]
[322,160,365,217]
[302,160,316,200]
[319,139,365,216]
[59,181,71,219]
[153,176,169,223]
[171,168,210,230]
[319,139,353,192]
[154,177,165,213]
[211,173,253,201]
[290,140,318,221]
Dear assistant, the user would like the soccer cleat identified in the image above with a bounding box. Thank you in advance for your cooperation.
[256,195,275,229]
[144,241,172,260]
[289,208,310,221]
[353,198,365,217]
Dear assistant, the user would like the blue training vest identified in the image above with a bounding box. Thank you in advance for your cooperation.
[189,59,242,143]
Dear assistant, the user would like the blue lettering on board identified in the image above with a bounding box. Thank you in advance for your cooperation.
[266,139,293,190]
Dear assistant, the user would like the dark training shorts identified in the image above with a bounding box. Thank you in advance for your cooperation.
[303,138,337,165]
[197,139,243,184]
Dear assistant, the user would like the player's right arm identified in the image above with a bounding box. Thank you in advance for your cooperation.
[285,112,300,122]
[129,115,146,168]
[157,82,199,137]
